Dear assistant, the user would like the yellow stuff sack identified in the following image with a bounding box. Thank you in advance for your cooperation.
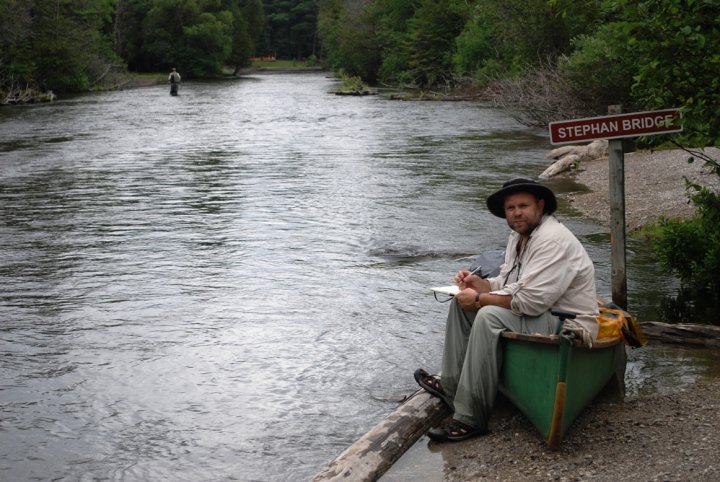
[598,303,648,348]
[596,309,623,340]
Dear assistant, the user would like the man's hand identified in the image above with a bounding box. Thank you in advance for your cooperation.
[455,288,480,311]
[455,285,513,311]
[454,270,490,292]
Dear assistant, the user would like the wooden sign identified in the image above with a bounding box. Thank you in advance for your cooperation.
[549,109,682,145]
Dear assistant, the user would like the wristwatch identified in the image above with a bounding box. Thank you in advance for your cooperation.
[474,293,482,309]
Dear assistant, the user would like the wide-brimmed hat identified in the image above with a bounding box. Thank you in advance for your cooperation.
[486,178,557,218]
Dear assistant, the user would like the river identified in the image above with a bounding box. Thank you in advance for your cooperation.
[0,72,709,481]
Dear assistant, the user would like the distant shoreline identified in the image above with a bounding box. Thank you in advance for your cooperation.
[237,66,326,75]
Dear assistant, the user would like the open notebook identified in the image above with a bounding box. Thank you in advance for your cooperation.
[430,285,460,296]
[429,250,504,299]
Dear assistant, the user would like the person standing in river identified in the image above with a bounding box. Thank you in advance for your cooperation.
[415,178,599,442]
[168,68,181,95]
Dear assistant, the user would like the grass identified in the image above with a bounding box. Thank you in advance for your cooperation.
[250,59,320,70]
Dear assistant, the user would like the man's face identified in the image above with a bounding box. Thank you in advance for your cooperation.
[503,192,545,236]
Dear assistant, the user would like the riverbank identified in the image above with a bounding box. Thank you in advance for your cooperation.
[386,376,720,481]
[561,147,720,230]
[382,148,720,481]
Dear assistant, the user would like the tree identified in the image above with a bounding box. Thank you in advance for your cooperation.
[142,0,234,77]
[405,0,466,88]
[182,11,234,75]
[242,0,266,56]
[368,0,417,84]
[113,0,153,72]
[30,0,117,92]
[0,0,34,94]
[619,0,720,148]
[318,0,380,80]
[264,0,318,59]
[558,22,637,113]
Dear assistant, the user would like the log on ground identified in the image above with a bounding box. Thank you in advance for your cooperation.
[311,389,449,482]
[640,321,720,348]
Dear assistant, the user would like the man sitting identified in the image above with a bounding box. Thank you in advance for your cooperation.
[415,178,599,442]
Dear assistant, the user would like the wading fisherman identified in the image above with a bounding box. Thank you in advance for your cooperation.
[168,68,181,95]
[415,178,599,442]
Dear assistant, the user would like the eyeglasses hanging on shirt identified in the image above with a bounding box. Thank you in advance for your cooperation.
[503,236,531,286]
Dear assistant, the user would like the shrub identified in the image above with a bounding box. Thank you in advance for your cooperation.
[652,181,720,294]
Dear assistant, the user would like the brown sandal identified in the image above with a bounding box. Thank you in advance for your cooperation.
[428,419,487,442]
[414,368,453,409]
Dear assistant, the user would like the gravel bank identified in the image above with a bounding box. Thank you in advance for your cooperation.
[562,147,720,230]
[426,378,720,482]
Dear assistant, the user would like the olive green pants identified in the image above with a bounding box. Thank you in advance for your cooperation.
[440,301,559,430]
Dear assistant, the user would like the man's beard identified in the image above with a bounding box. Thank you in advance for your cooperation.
[509,218,541,236]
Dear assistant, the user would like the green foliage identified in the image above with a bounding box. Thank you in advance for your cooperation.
[464,0,600,75]
[406,0,466,88]
[616,0,720,148]
[114,0,154,71]
[559,23,636,111]
[598,1,720,315]
[652,183,720,294]
[226,3,254,73]
[453,19,493,78]
[319,0,608,89]
[243,0,266,55]
[0,0,35,89]
[141,0,252,77]
[337,72,367,93]
[317,0,380,81]
[0,0,117,93]
[264,0,318,59]
[182,11,234,76]
[369,0,417,84]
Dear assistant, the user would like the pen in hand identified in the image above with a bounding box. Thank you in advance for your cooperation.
[458,265,483,287]
[466,265,483,277]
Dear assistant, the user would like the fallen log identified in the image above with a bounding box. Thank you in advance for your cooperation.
[311,389,450,482]
[540,139,608,179]
[540,154,579,178]
[640,321,720,348]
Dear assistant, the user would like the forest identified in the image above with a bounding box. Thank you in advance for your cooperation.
[1,0,719,299]
[0,0,315,93]
[0,1,716,147]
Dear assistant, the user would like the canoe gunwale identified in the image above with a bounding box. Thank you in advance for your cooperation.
[500,331,624,349]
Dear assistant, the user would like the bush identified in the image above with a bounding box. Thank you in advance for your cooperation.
[652,182,720,294]
[337,71,367,93]
[488,61,592,127]
[558,23,636,112]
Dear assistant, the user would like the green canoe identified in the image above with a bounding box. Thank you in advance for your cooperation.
[499,329,626,448]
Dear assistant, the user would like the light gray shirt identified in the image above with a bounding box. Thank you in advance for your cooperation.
[487,215,599,339]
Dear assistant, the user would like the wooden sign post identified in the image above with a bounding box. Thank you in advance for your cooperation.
[607,105,627,309]
[549,108,682,310]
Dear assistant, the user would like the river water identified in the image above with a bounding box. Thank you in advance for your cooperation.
[0,73,712,481]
